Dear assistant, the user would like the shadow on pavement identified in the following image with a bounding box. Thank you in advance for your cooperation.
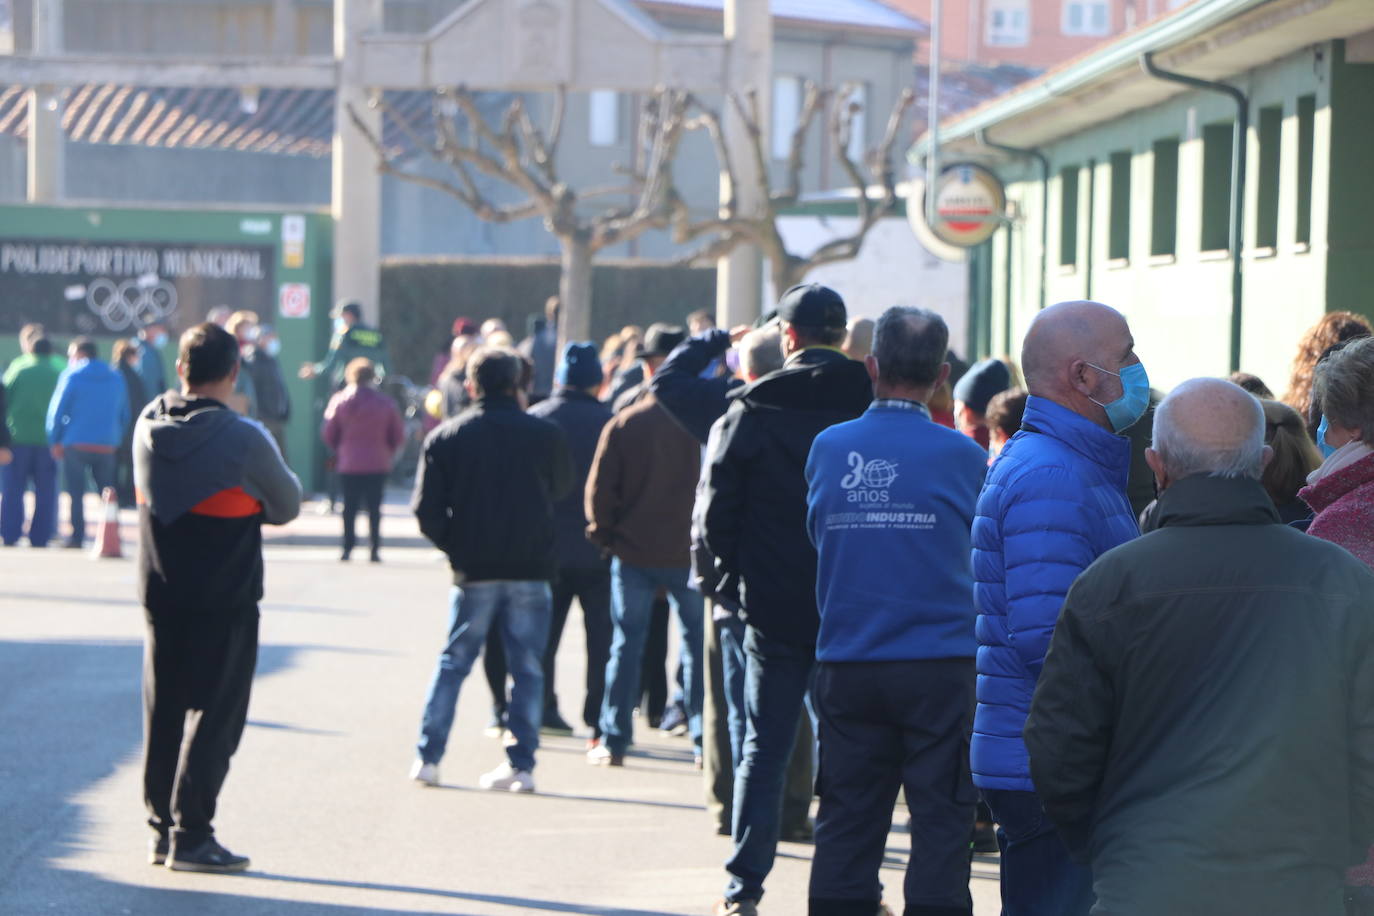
[437,783,706,814]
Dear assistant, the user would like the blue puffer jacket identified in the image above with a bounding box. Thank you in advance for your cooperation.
[971,395,1138,791]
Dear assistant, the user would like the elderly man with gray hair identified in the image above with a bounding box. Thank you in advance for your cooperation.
[1025,377,1374,916]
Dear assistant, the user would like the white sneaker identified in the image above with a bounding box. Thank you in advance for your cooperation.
[479,762,535,793]
[409,759,440,787]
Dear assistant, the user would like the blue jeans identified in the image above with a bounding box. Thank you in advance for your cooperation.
[719,613,748,768]
[725,625,817,904]
[1,444,58,546]
[61,450,116,543]
[417,581,552,773]
[981,788,1095,916]
[599,558,705,756]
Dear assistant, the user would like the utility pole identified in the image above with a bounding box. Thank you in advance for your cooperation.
[924,0,942,233]
[717,0,772,326]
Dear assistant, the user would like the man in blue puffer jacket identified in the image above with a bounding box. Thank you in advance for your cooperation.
[972,300,1147,915]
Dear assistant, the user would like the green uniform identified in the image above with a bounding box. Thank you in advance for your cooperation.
[312,324,390,389]
[3,354,65,446]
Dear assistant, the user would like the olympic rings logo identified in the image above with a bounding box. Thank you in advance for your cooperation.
[85,277,179,331]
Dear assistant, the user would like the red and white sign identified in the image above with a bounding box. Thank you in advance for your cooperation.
[929,163,1006,248]
[279,282,311,319]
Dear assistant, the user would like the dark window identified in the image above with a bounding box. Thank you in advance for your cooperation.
[1296,94,1315,246]
[1059,166,1079,267]
[1151,138,1179,257]
[1108,150,1132,260]
[1200,121,1234,252]
[1255,105,1282,250]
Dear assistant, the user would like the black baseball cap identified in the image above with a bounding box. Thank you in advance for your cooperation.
[641,323,687,358]
[776,283,847,329]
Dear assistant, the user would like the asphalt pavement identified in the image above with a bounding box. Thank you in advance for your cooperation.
[0,493,1001,915]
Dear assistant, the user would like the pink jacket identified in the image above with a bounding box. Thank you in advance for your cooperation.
[322,385,404,475]
[1300,451,1374,569]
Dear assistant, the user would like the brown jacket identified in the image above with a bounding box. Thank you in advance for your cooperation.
[585,392,700,568]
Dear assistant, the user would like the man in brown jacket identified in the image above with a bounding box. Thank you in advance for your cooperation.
[585,324,705,767]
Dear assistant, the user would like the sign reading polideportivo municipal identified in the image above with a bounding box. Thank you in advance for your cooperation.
[0,238,274,335]
[927,163,1006,248]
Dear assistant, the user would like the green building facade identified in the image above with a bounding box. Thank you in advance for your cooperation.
[923,0,1374,393]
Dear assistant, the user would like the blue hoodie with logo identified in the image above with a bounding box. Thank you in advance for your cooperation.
[805,401,989,662]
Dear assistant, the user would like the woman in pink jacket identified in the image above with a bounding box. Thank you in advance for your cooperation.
[322,358,404,562]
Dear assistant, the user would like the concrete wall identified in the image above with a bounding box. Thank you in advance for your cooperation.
[982,43,1337,393]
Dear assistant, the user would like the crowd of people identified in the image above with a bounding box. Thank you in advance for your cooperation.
[6,288,1374,915]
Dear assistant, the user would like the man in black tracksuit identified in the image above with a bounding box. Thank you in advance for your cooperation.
[135,323,302,873]
[703,284,874,916]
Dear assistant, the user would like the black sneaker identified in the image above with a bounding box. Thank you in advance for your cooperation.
[148,835,169,866]
[540,709,574,736]
[166,837,250,873]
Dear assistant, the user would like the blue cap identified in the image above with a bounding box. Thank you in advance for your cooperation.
[556,341,604,389]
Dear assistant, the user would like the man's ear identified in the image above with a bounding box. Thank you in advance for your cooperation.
[935,362,951,391]
[864,354,879,385]
[175,358,188,382]
[1145,447,1169,492]
[1068,358,1094,397]
[1260,444,1275,471]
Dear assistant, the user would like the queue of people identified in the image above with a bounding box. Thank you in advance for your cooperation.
[396,291,1374,916]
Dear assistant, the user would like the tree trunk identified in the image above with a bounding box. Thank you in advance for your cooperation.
[558,234,595,348]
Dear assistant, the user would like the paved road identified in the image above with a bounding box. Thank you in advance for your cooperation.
[0,495,1001,915]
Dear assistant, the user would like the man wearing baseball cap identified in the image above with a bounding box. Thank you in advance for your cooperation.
[702,284,874,916]
[953,357,1013,451]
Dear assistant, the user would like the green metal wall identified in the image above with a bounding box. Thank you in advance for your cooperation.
[0,204,333,491]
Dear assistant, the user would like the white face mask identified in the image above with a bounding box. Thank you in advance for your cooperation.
[263,338,282,358]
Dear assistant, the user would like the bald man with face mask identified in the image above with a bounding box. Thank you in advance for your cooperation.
[970,300,1147,916]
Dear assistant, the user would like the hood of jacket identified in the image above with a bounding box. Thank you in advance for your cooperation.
[136,392,249,522]
[729,347,872,413]
[1155,474,1281,529]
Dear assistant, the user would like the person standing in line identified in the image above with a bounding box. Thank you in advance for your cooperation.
[584,324,706,767]
[952,357,1012,451]
[525,342,615,738]
[134,322,170,401]
[2,336,64,547]
[136,323,302,872]
[112,339,149,509]
[972,300,1146,916]
[47,338,129,549]
[984,388,1029,460]
[1026,378,1374,915]
[805,306,988,916]
[703,284,874,916]
[243,324,292,460]
[518,296,561,405]
[322,358,404,563]
[409,347,572,793]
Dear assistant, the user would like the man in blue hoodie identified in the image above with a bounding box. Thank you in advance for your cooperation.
[46,338,130,548]
[971,300,1146,915]
[805,307,988,915]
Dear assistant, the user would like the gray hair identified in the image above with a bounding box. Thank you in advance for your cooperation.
[1314,335,1374,443]
[1152,378,1266,480]
[873,306,948,387]
[739,325,783,379]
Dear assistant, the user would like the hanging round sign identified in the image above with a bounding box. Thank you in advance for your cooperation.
[926,162,1006,248]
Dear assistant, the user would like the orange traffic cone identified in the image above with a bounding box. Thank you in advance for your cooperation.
[92,487,123,559]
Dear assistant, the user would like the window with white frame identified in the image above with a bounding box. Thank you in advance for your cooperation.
[841,83,867,162]
[1062,0,1110,36]
[772,76,803,160]
[986,0,1030,46]
[588,90,620,147]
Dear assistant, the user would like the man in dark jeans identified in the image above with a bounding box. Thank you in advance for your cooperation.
[526,342,614,738]
[410,347,572,792]
[135,323,302,872]
[805,307,988,915]
[703,284,874,916]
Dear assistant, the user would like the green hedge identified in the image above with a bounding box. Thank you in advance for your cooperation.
[379,256,717,383]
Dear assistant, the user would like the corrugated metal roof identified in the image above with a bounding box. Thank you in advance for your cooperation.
[639,0,925,35]
[0,86,443,157]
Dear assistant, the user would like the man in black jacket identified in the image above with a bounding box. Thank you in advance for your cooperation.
[410,347,573,794]
[526,342,613,738]
[1026,377,1374,916]
[135,323,302,873]
[703,284,873,916]
[242,324,291,459]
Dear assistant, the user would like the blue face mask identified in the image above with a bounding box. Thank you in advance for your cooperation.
[1087,361,1151,433]
[1316,414,1337,459]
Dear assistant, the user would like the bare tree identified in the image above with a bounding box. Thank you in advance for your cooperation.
[670,82,916,297]
[348,87,697,343]
[350,81,914,341]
